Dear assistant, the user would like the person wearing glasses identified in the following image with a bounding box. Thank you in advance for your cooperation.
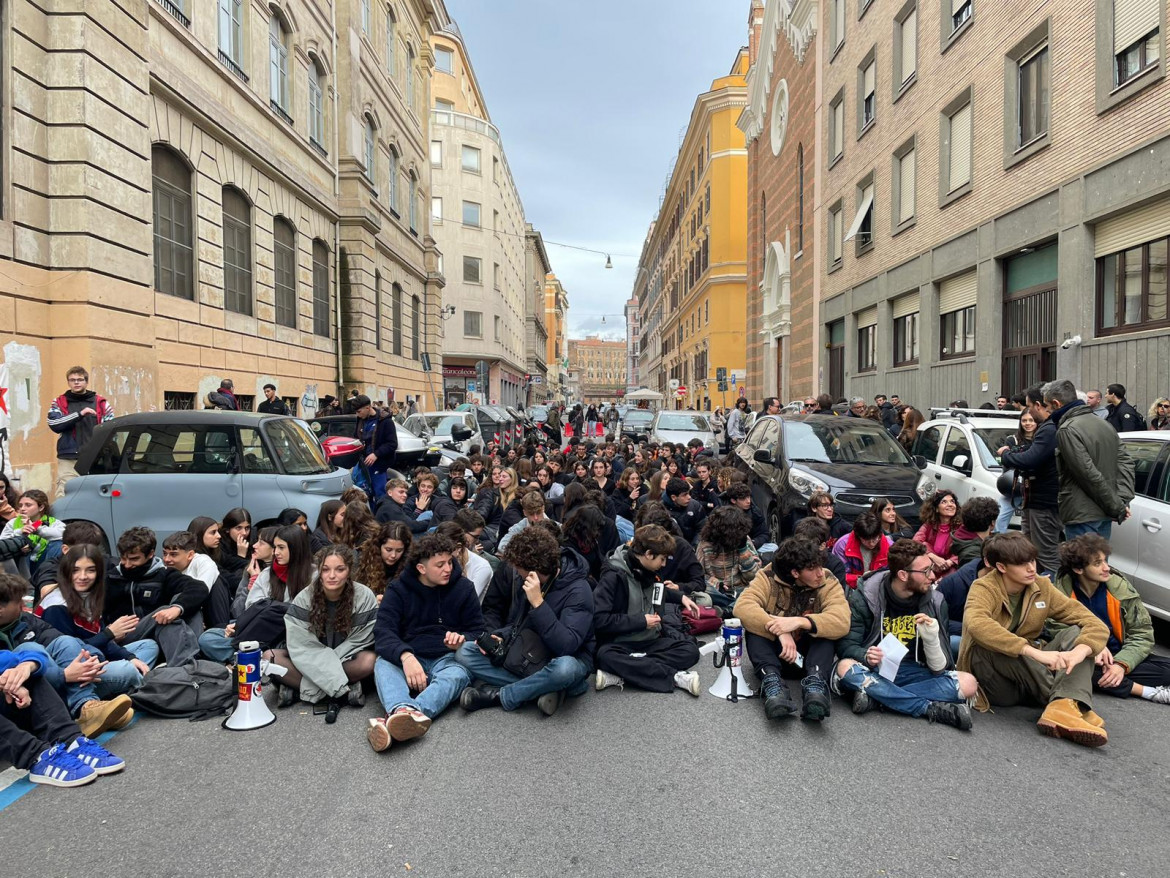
[805,491,850,544]
[845,397,867,418]
[47,366,113,499]
[834,539,977,730]
[1147,397,1170,430]
[762,397,781,416]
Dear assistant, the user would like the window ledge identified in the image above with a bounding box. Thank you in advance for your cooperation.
[857,118,876,141]
[830,40,845,64]
[940,181,972,209]
[939,354,976,364]
[828,258,844,274]
[941,16,973,55]
[891,217,916,237]
[828,152,844,171]
[1099,61,1165,114]
[890,362,920,371]
[1004,133,1050,170]
[856,239,874,257]
[893,73,917,104]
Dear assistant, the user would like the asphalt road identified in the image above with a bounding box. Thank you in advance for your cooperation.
[3,648,1169,878]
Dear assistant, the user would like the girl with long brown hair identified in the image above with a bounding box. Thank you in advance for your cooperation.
[355,522,412,600]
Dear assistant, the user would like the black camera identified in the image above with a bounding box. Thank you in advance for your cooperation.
[475,631,508,666]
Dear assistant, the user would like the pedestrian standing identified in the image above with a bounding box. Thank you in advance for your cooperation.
[206,378,239,411]
[257,383,292,415]
[47,367,113,499]
[1105,384,1146,432]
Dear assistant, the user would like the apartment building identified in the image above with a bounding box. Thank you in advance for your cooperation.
[818,0,1170,407]
[544,273,570,405]
[568,338,627,405]
[524,225,551,405]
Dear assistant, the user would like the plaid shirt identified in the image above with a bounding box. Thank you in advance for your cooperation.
[696,539,760,594]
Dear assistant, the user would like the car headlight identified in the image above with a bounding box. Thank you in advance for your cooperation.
[788,468,829,498]
[916,475,937,501]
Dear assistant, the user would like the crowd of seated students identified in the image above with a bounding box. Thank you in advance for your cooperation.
[5,417,1167,787]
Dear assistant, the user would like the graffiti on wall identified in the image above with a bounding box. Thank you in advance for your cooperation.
[0,343,44,479]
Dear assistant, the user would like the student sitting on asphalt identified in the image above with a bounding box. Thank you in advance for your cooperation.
[834,539,977,731]
[935,536,998,657]
[695,506,760,613]
[633,503,707,604]
[592,525,703,696]
[721,482,774,555]
[830,511,892,589]
[662,477,706,545]
[949,497,999,567]
[281,545,378,722]
[376,479,432,534]
[957,532,1110,747]
[0,643,125,787]
[792,517,849,590]
[689,459,722,513]
[368,534,484,753]
[1050,534,1170,705]
[456,526,594,717]
[734,538,848,722]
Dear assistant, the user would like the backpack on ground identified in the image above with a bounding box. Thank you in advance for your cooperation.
[130,660,236,721]
[683,605,723,636]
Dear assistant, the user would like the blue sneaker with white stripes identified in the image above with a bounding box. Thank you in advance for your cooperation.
[68,736,125,776]
[28,743,97,788]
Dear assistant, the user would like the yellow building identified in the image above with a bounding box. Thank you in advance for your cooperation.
[568,338,626,406]
[544,273,570,404]
[638,50,749,411]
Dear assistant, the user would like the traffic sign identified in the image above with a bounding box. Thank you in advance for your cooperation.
[716,367,727,380]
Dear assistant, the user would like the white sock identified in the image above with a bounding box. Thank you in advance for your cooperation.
[1140,686,1156,700]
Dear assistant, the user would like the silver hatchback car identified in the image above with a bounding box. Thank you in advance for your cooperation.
[649,410,718,452]
[52,411,351,549]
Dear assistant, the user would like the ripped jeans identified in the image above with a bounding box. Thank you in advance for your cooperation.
[836,659,962,717]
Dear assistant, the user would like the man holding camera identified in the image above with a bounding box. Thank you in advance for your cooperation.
[455,527,594,716]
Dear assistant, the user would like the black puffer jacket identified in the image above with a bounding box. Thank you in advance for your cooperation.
[1000,418,1058,510]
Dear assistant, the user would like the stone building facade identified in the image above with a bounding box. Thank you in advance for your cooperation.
[523,225,551,405]
[544,273,570,405]
[568,338,627,405]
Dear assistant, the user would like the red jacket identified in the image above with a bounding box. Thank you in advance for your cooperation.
[832,532,892,589]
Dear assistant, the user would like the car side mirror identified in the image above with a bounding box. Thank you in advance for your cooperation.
[753,448,772,463]
[951,454,969,471]
[451,426,472,441]
[913,454,927,470]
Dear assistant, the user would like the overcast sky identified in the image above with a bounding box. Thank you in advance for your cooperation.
[444,0,748,341]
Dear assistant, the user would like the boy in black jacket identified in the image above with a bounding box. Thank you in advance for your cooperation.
[456,528,594,716]
[104,527,204,665]
[368,534,484,752]
[663,478,706,545]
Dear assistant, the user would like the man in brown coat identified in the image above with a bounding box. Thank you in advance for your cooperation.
[958,532,1110,747]
[734,538,850,722]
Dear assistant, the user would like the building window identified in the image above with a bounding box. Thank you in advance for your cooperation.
[857,322,876,372]
[386,5,396,76]
[1117,27,1160,86]
[893,311,919,365]
[430,141,442,167]
[829,89,844,163]
[218,0,244,68]
[845,178,875,255]
[493,262,501,290]
[312,239,330,336]
[941,88,973,203]
[407,45,416,112]
[411,295,421,360]
[894,3,917,96]
[374,272,383,351]
[952,0,971,32]
[796,144,804,254]
[361,0,371,35]
[464,310,482,337]
[273,216,297,328]
[463,256,482,284]
[831,0,846,52]
[892,139,916,232]
[363,115,376,179]
[392,282,403,355]
[308,60,326,151]
[409,171,418,232]
[1098,1,1165,111]
[152,146,194,300]
[494,315,501,341]
[828,200,844,269]
[269,12,289,114]
[1006,21,1051,167]
[435,46,454,74]
[222,186,252,316]
[431,196,442,224]
[859,54,876,132]
[940,306,976,357]
[1098,238,1169,333]
[462,201,481,228]
[388,147,400,214]
[462,145,481,173]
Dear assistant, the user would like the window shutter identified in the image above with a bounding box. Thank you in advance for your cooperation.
[864,62,875,98]
[902,10,917,81]
[1115,0,1160,53]
[892,292,919,319]
[857,305,878,328]
[1094,194,1170,257]
[948,103,972,190]
[950,0,966,14]
[939,270,977,313]
[899,149,915,223]
[832,101,844,156]
[835,0,846,46]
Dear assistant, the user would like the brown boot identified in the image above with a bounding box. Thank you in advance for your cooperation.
[1037,697,1108,747]
[1081,706,1104,728]
[77,695,133,738]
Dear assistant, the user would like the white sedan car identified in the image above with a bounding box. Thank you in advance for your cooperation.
[912,410,1020,524]
[1112,431,1170,620]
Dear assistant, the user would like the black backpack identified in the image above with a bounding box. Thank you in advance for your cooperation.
[131,660,236,721]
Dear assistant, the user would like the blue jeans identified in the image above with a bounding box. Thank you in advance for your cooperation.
[28,540,63,579]
[1063,519,1112,540]
[455,643,590,710]
[199,627,235,662]
[837,659,962,717]
[22,638,158,715]
[995,496,1018,533]
[374,654,470,718]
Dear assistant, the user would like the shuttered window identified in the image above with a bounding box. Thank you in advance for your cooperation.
[939,270,978,313]
[222,187,252,316]
[948,103,972,191]
[901,10,917,82]
[1095,195,1170,257]
[273,217,296,328]
[1115,0,1160,52]
[862,61,876,125]
[831,98,844,159]
[857,306,878,328]
[892,293,919,319]
[898,149,916,223]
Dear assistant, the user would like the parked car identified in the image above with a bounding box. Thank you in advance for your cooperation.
[403,411,480,455]
[618,408,656,443]
[306,415,441,470]
[733,414,923,541]
[913,409,1021,525]
[52,411,351,549]
[650,410,718,452]
[1111,432,1170,620]
[526,405,550,425]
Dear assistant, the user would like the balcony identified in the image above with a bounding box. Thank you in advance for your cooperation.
[156,0,190,27]
[218,49,249,83]
[430,109,501,146]
[270,100,294,127]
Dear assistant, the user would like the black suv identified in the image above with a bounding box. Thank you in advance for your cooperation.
[733,414,924,541]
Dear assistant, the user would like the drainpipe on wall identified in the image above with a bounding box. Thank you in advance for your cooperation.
[331,0,344,395]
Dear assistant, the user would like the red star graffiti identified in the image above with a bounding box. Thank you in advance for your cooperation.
[0,384,7,415]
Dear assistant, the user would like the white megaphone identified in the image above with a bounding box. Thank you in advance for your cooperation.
[223,641,277,731]
[709,618,755,700]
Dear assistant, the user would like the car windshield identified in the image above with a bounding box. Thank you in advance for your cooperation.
[414,415,469,435]
[624,411,654,426]
[264,419,332,475]
[783,419,911,465]
[657,414,710,432]
[529,406,548,419]
[972,428,1015,471]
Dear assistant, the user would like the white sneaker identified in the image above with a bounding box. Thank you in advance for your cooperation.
[674,670,701,697]
[595,669,624,691]
[1147,685,1170,705]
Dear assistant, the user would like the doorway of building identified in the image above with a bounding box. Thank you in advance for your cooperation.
[1002,245,1058,395]
[827,320,845,401]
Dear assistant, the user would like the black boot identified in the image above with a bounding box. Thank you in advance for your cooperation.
[800,675,831,721]
[459,683,501,712]
[760,672,796,720]
[324,699,342,724]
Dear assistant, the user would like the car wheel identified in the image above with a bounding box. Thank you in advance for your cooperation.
[769,505,784,545]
